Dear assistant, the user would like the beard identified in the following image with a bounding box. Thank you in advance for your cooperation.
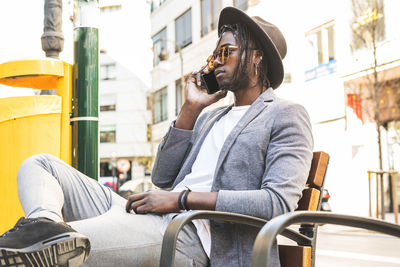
[218,68,250,92]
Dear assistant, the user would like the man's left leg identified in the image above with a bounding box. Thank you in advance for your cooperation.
[69,207,209,267]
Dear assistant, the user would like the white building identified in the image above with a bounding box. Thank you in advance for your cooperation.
[149,0,400,216]
[149,0,252,155]
[270,0,400,216]
[99,51,152,181]
[99,1,153,184]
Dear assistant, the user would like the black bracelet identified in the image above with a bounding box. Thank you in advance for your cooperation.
[178,190,186,210]
[183,189,191,211]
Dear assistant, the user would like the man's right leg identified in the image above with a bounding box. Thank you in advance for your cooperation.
[0,154,117,267]
[1,154,209,266]
[17,153,115,222]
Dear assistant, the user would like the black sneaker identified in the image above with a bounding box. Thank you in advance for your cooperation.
[0,217,90,267]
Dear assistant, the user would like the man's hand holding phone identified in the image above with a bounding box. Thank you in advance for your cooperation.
[174,68,227,130]
[186,69,227,109]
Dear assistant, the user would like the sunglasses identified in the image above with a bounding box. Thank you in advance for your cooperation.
[206,45,239,70]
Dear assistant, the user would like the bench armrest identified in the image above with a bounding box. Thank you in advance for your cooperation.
[251,211,400,267]
[159,210,311,267]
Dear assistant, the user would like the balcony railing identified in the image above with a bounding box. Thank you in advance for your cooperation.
[305,59,337,81]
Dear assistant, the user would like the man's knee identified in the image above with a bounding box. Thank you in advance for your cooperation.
[17,153,58,181]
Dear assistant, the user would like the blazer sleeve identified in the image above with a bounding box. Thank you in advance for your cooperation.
[215,103,314,220]
[151,124,193,188]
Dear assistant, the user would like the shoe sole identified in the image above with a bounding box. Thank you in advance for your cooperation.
[0,232,90,267]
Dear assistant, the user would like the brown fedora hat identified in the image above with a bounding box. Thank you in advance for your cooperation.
[218,7,287,89]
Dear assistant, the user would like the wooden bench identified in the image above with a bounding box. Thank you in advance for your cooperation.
[278,151,329,267]
[159,151,329,267]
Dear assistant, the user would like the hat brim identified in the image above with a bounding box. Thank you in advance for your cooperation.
[218,7,284,89]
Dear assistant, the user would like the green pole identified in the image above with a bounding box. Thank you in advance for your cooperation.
[71,0,99,179]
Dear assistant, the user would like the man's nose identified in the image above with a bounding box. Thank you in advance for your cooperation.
[213,56,222,68]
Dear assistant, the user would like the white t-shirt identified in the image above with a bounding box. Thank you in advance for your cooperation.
[171,105,250,257]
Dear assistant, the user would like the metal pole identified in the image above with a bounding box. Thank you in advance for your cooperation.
[376,173,379,218]
[71,0,99,179]
[41,0,64,58]
[368,171,372,217]
[41,0,64,95]
[380,172,385,220]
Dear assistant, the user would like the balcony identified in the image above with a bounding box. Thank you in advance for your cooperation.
[305,59,337,81]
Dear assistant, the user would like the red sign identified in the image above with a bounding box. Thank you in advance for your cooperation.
[117,159,130,172]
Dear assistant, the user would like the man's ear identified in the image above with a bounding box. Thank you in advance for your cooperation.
[253,50,263,65]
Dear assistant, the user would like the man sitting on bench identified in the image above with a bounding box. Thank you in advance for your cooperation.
[0,6,313,267]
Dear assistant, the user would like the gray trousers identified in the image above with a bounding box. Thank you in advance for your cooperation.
[17,154,208,267]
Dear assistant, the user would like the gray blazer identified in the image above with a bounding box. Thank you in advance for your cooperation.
[152,88,314,266]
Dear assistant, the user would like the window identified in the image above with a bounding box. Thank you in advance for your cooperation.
[201,0,222,37]
[152,28,167,66]
[100,125,116,143]
[327,26,335,61]
[100,104,116,111]
[175,9,192,50]
[100,64,116,80]
[175,79,185,115]
[306,23,335,66]
[100,162,112,177]
[153,87,168,123]
[234,0,248,11]
[100,94,116,112]
[305,22,336,81]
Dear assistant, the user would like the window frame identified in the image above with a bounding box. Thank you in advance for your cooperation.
[100,125,116,143]
[100,63,116,81]
[153,87,168,124]
[175,79,185,115]
[175,9,192,51]
[305,21,336,67]
[201,0,222,37]
[152,27,167,66]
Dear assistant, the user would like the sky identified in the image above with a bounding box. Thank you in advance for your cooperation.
[0,0,152,97]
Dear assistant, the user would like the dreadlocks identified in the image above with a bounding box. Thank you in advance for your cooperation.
[219,24,270,91]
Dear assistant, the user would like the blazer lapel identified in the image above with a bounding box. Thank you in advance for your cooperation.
[213,89,275,182]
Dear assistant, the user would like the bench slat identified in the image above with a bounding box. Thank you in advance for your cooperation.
[296,188,321,211]
[278,245,312,267]
[307,151,329,188]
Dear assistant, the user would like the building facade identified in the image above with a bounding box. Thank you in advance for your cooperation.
[99,51,152,182]
[149,0,400,216]
[149,0,257,156]
[99,1,153,190]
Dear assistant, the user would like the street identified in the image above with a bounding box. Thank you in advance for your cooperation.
[315,224,400,266]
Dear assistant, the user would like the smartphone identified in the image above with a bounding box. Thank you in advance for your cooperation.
[201,70,220,94]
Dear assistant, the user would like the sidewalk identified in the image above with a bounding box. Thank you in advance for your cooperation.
[315,213,400,267]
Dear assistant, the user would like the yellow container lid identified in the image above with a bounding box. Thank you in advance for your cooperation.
[0,59,64,90]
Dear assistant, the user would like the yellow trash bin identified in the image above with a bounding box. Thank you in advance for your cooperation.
[0,59,72,234]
